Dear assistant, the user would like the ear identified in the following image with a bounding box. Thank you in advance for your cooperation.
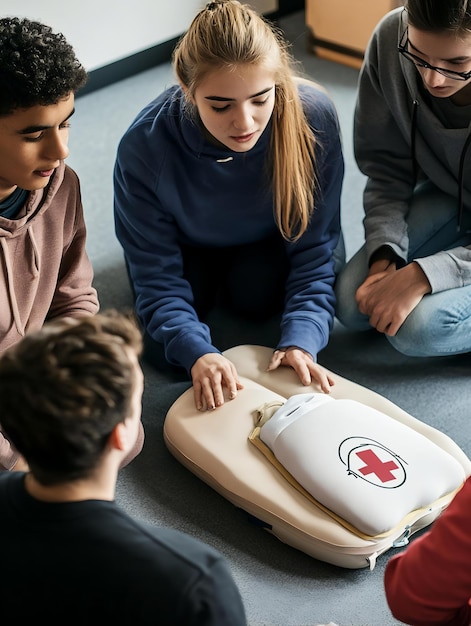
[107,423,128,452]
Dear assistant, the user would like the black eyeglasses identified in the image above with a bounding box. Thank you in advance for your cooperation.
[398,27,471,81]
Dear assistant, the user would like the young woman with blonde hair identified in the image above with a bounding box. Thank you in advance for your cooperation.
[114,0,345,411]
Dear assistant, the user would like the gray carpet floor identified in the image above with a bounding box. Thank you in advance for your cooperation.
[68,10,470,626]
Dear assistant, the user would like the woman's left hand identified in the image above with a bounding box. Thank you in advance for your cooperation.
[266,347,335,393]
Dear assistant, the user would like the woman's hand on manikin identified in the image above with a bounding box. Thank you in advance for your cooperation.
[267,346,335,393]
[191,353,244,411]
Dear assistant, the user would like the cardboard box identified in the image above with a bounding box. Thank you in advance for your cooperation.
[306,0,403,69]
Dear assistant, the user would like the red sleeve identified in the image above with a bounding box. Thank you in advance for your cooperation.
[384,476,471,626]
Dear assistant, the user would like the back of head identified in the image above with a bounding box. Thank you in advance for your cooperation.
[173,0,290,99]
[0,16,87,116]
[0,311,142,485]
[405,0,471,34]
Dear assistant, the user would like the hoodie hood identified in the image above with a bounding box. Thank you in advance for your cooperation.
[0,161,66,338]
[0,160,90,343]
[0,160,66,238]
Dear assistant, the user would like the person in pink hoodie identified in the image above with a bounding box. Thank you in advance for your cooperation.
[0,17,142,470]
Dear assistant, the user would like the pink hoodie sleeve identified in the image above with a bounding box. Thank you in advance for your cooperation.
[0,430,19,471]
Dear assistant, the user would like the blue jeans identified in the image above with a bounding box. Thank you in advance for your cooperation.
[335,182,471,357]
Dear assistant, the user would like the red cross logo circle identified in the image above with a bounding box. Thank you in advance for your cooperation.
[338,437,407,488]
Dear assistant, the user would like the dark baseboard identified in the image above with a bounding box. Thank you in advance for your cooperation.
[306,27,364,62]
[78,36,180,97]
[77,4,304,97]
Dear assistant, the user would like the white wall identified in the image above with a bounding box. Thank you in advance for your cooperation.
[3,0,277,72]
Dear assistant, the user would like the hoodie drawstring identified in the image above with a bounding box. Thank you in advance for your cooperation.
[1,238,25,337]
[27,226,40,277]
[410,99,418,184]
[1,226,40,337]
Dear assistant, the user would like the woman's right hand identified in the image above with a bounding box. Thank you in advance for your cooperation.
[191,353,244,411]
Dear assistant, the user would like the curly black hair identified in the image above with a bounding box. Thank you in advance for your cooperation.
[0,17,88,116]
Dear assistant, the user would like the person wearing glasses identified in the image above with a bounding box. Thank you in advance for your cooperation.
[335,0,471,359]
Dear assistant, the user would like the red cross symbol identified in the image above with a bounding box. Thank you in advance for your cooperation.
[356,449,399,482]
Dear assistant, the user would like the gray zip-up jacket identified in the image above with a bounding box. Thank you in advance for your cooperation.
[355,7,471,293]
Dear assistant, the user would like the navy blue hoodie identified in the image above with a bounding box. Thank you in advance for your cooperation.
[114,82,343,372]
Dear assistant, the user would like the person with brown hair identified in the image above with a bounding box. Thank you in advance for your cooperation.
[0,311,247,625]
[114,0,345,412]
